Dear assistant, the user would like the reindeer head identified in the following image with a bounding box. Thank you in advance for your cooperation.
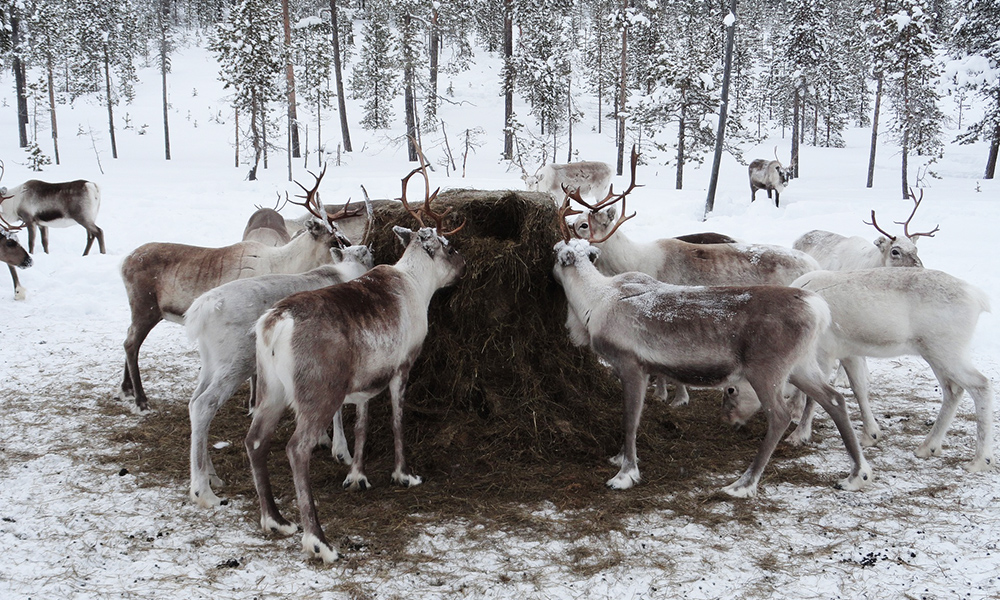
[865,188,938,268]
[395,143,467,285]
[566,146,640,243]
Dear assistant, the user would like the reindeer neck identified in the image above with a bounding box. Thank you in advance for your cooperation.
[593,230,644,275]
[392,248,445,307]
[561,258,614,314]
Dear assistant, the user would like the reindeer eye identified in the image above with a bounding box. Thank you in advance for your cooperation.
[726,387,737,395]
[4,239,15,247]
[891,249,900,256]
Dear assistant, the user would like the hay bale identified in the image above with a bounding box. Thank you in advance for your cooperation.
[365,189,623,467]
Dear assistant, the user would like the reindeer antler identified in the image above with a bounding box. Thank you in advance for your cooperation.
[864,210,896,241]
[0,161,23,233]
[562,146,639,243]
[556,194,583,242]
[399,139,466,236]
[896,187,939,239]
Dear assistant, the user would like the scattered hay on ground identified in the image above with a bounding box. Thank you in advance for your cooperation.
[104,189,819,565]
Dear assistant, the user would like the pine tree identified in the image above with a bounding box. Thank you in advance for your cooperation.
[871,0,944,196]
[292,16,334,161]
[351,2,399,130]
[210,0,284,179]
[779,0,831,176]
[950,0,1000,178]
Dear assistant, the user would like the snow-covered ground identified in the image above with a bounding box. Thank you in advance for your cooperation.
[1,42,998,599]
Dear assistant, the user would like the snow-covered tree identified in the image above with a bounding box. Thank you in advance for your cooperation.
[871,0,944,196]
[351,2,399,130]
[209,0,284,179]
[950,0,1000,178]
[292,16,334,161]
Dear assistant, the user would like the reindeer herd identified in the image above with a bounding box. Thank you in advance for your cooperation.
[0,148,993,564]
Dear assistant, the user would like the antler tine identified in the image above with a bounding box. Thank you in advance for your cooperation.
[289,164,329,221]
[589,194,636,244]
[399,166,428,227]
[864,209,896,241]
[408,137,466,236]
[593,145,642,211]
[896,187,939,238]
[359,184,376,246]
[556,193,584,242]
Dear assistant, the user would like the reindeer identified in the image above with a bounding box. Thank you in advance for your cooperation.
[569,148,820,405]
[243,197,292,247]
[118,166,360,411]
[552,193,871,496]
[0,223,31,301]
[185,244,374,508]
[722,268,994,473]
[521,160,613,204]
[748,147,792,207]
[0,162,104,255]
[794,189,938,270]
[285,197,396,242]
[245,160,466,563]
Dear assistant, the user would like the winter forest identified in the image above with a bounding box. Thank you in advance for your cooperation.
[1,0,998,196]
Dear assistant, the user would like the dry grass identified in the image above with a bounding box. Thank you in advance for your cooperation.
[102,189,822,566]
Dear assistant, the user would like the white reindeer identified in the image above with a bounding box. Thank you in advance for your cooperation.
[246,166,466,563]
[722,268,994,473]
[569,150,820,405]
[522,160,613,204]
[551,233,871,497]
[117,167,355,411]
[748,147,792,207]
[185,245,374,508]
[0,161,104,255]
[793,189,938,270]
[242,203,292,247]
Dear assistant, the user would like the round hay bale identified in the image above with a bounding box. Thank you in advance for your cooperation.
[364,189,623,469]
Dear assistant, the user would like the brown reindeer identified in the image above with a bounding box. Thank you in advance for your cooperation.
[0,207,31,300]
[246,159,466,563]
[118,167,357,411]
[553,188,871,496]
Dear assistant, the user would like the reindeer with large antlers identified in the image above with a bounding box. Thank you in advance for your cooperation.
[568,148,821,406]
[246,155,466,563]
[118,167,357,411]
[793,188,938,271]
[553,173,871,496]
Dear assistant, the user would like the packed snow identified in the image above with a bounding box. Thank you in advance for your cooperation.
[0,41,998,600]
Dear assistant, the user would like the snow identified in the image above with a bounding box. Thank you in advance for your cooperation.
[1,38,999,600]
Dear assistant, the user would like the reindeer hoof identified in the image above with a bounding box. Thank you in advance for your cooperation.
[343,475,370,491]
[302,533,338,564]
[835,466,873,491]
[861,429,881,448]
[784,429,811,447]
[721,481,758,498]
[606,467,639,490]
[261,515,297,537]
[190,486,225,508]
[963,456,994,473]
[915,442,941,459]
[392,471,423,488]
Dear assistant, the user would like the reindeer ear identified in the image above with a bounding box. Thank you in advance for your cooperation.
[329,247,344,262]
[555,242,576,267]
[586,245,601,263]
[306,219,326,238]
[393,225,413,248]
[604,206,618,222]
[874,236,890,251]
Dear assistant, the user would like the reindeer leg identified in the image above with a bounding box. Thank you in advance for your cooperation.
[26,222,36,254]
[245,389,296,538]
[83,225,105,255]
[330,408,352,465]
[389,371,421,487]
[791,367,872,491]
[9,265,24,301]
[918,361,994,471]
[607,363,646,490]
[288,397,341,564]
[189,366,249,507]
[842,356,879,446]
[722,376,793,498]
[39,225,49,254]
[343,395,372,491]
[121,313,161,411]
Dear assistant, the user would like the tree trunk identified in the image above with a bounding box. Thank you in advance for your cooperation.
[282,0,301,158]
[403,14,418,162]
[866,74,882,188]
[250,90,262,179]
[11,15,28,149]
[46,54,60,165]
[901,60,910,198]
[567,76,573,162]
[705,0,736,216]
[985,89,1000,179]
[676,93,686,190]
[503,0,514,160]
[596,18,604,135]
[791,88,800,178]
[104,49,118,159]
[235,107,240,168]
[330,0,352,152]
[428,8,440,122]
[616,0,629,176]
[160,0,172,160]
